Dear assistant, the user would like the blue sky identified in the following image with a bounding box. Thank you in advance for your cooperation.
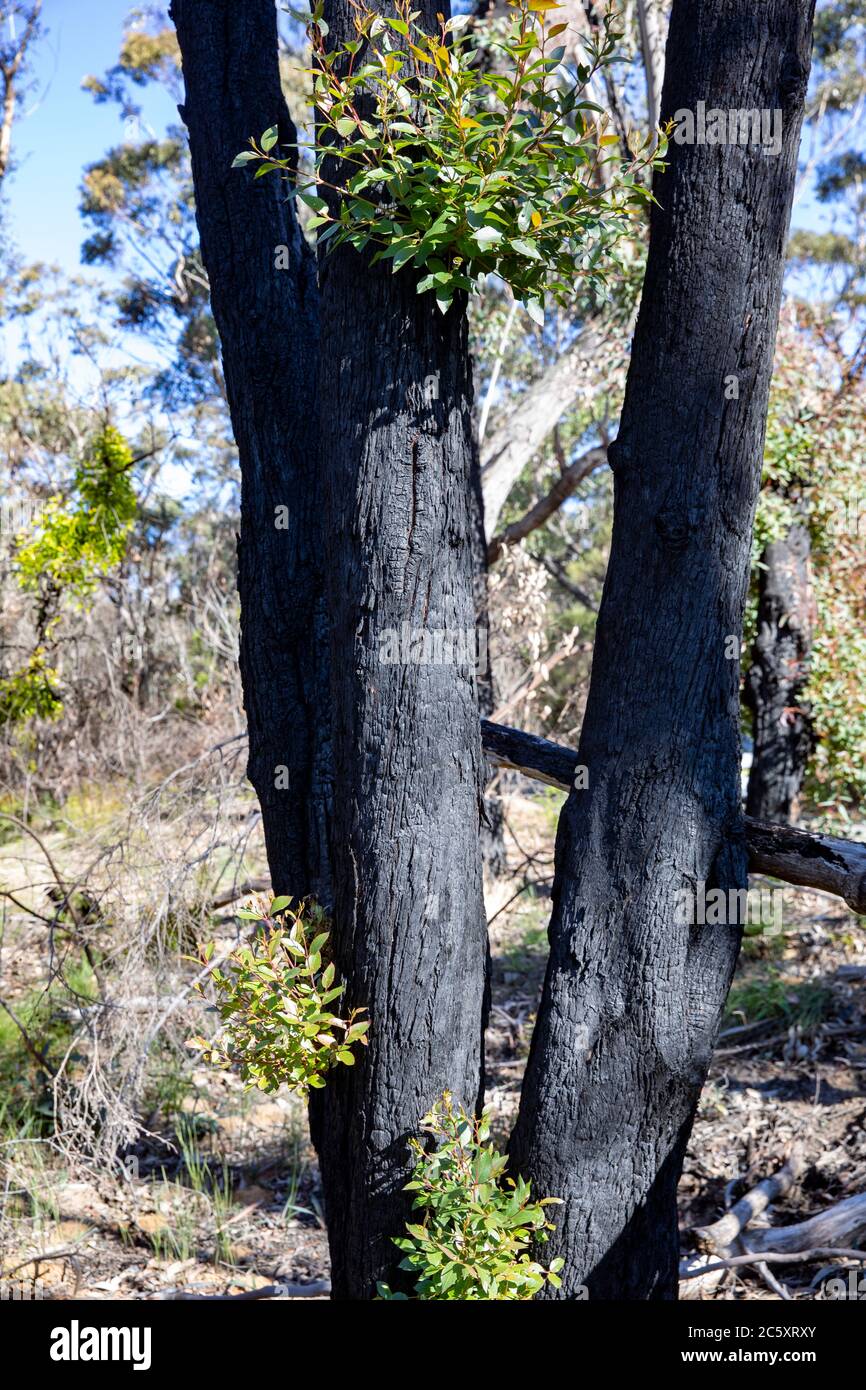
[2,1,190,489]
[7,0,177,273]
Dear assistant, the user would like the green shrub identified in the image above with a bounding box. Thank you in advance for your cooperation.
[379,1092,562,1300]
[191,898,368,1097]
[0,648,63,723]
[15,425,136,598]
[726,967,834,1035]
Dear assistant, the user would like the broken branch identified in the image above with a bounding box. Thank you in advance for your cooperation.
[480,718,866,913]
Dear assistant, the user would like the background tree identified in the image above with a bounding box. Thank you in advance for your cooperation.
[0,2,42,187]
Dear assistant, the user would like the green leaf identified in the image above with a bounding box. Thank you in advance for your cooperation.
[510,237,542,260]
[471,225,503,247]
[261,126,279,152]
[297,191,328,214]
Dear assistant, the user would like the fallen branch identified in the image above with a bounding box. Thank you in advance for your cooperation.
[480,718,866,913]
[694,1148,805,1255]
[744,1192,866,1256]
[713,1031,790,1059]
[148,1280,330,1300]
[745,820,866,916]
[680,1247,866,1280]
[681,1150,805,1299]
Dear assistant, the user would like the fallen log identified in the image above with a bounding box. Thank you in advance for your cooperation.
[745,821,866,916]
[694,1148,805,1255]
[481,719,866,913]
[744,1192,866,1256]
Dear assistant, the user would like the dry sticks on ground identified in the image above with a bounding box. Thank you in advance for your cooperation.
[680,1147,866,1298]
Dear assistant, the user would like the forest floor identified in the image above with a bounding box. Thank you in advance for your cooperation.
[0,781,864,1302]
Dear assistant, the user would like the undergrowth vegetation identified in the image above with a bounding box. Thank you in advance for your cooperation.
[191,899,369,1097]
[378,1093,563,1300]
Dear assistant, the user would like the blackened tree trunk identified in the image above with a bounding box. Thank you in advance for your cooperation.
[745,525,815,822]
[309,0,488,1301]
[510,0,815,1300]
[171,0,331,905]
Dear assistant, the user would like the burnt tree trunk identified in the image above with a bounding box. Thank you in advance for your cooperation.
[309,0,488,1300]
[171,0,331,905]
[745,524,815,822]
[509,0,815,1301]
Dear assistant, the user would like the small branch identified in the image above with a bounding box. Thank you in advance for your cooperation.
[0,996,54,1073]
[535,553,598,608]
[487,445,607,565]
[3,1248,81,1279]
[210,877,270,910]
[480,314,617,537]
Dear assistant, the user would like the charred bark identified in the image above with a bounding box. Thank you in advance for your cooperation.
[309,0,488,1300]
[171,0,331,904]
[509,0,815,1300]
[745,524,815,822]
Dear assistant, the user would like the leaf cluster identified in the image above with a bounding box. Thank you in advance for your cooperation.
[14,424,136,599]
[0,647,63,724]
[191,898,369,1097]
[237,0,660,319]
